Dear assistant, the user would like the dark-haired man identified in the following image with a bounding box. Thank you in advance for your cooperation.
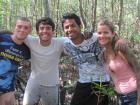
[23,16,94,105]
[61,12,110,105]
[23,17,67,105]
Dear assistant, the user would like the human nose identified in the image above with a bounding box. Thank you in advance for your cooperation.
[100,32,106,37]
[42,28,48,33]
[19,27,26,32]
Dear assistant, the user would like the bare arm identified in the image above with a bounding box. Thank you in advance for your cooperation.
[114,38,128,53]
[118,44,140,105]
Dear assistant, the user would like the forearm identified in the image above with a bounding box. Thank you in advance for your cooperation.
[123,47,140,104]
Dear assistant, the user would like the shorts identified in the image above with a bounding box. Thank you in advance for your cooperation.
[117,90,137,105]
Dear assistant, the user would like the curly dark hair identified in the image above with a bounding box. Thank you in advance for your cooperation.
[61,12,81,29]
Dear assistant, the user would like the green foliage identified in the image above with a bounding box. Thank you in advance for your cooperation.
[127,34,140,42]
[91,82,116,97]
[0,0,140,41]
[60,56,72,64]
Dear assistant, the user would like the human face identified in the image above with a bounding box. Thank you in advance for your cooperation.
[63,19,81,41]
[37,24,54,42]
[97,25,115,46]
[13,20,31,42]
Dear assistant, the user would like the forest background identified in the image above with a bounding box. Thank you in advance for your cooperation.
[0,0,140,82]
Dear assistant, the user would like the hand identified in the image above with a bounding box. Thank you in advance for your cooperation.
[114,39,128,53]
[83,31,93,40]
[137,96,140,105]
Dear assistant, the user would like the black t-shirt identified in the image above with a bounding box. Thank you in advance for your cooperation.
[0,34,30,92]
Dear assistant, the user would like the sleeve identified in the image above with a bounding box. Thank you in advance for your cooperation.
[61,37,70,55]
[91,32,97,42]
[57,37,69,53]
[24,35,36,48]
[25,46,31,60]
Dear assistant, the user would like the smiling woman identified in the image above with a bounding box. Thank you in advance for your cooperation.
[96,17,140,105]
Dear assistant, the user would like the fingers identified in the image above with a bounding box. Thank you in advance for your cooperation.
[83,31,93,39]
[114,39,127,53]
[115,44,126,52]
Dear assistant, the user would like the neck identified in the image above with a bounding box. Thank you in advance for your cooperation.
[104,44,115,63]
[11,35,24,45]
[105,44,113,52]
[40,40,51,46]
[72,34,84,45]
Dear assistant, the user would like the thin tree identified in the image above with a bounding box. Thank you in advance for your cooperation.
[137,0,140,34]
[43,0,50,17]
[91,0,97,32]
[55,0,60,36]
[118,0,123,35]
[78,0,87,29]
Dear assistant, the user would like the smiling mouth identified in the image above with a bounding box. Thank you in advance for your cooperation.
[42,34,49,37]
[99,38,107,42]
[68,33,74,36]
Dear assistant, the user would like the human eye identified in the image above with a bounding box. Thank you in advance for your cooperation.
[97,32,102,35]
[17,25,22,29]
[71,24,77,28]
[104,31,109,34]
[23,26,30,30]
[46,26,52,30]
[64,26,69,30]
[39,27,44,30]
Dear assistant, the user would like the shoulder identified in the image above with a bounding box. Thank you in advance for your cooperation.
[53,36,68,41]
[0,34,12,42]
[26,35,38,41]
[116,38,128,45]
[82,33,98,47]
[85,32,97,43]
[91,33,97,41]
[26,35,38,43]
[24,35,38,47]
[52,37,69,44]
[0,34,11,38]
[115,38,129,53]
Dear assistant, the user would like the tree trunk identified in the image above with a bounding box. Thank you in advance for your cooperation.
[43,0,50,17]
[111,0,114,18]
[92,0,97,32]
[137,0,140,34]
[78,0,87,29]
[55,0,59,36]
[118,0,123,35]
